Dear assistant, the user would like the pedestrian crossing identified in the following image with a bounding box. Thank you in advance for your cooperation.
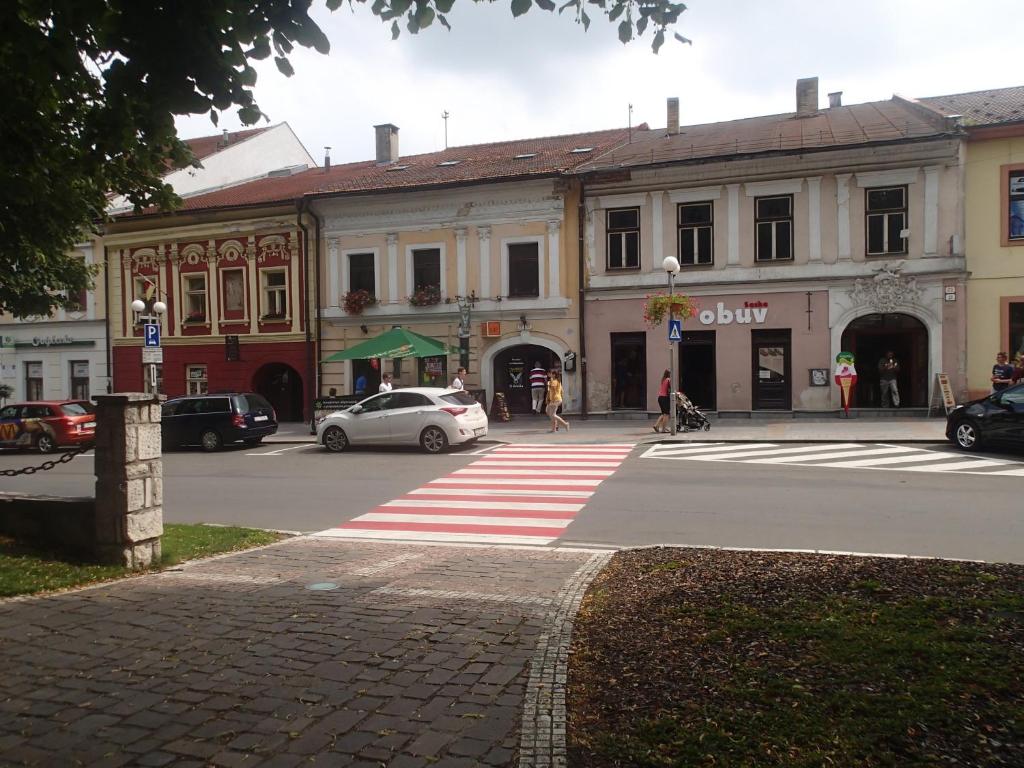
[640,442,1024,477]
[314,444,636,545]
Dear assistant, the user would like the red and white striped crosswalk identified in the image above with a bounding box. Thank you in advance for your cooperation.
[314,443,635,545]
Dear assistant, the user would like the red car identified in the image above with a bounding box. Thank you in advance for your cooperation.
[0,400,97,453]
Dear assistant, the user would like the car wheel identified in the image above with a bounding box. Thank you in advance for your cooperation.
[200,430,223,452]
[244,437,263,447]
[35,433,56,454]
[323,426,349,453]
[953,420,982,451]
[420,426,449,454]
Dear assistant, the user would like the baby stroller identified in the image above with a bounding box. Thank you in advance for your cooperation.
[675,391,711,432]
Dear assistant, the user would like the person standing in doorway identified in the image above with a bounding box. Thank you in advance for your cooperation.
[1012,353,1024,384]
[354,373,367,396]
[545,370,569,432]
[530,361,547,414]
[451,367,466,390]
[878,351,900,407]
[991,352,1014,392]
[654,369,671,433]
[379,373,393,393]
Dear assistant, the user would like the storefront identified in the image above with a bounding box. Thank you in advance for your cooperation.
[0,322,109,403]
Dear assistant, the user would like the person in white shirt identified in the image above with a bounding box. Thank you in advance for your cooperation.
[451,367,466,391]
[529,361,547,413]
[378,373,393,392]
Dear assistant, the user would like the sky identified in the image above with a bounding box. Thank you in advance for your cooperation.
[175,0,1023,166]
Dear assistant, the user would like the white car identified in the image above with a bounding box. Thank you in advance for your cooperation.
[316,387,488,454]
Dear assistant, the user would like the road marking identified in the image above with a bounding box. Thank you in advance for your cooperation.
[746,446,915,464]
[467,443,500,455]
[317,443,633,545]
[678,443,866,461]
[246,444,310,456]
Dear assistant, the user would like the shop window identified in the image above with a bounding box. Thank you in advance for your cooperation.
[678,202,714,266]
[755,196,793,262]
[507,242,540,298]
[866,186,908,256]
[1010,302,1024,361]
[25,361,43,400]
[187,364,208,395]
[1008,168,1024,242]
[418,355,447,387]
[222,269,246,316]
[260,269,288,319]
[69,360,89,400]
[412,248,441,291]
[348,253,375,296]
[184,273,207,322]
[607,208,640,270]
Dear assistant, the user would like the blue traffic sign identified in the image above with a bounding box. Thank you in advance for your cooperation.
[668,319,682,342]
[144,323,160,347]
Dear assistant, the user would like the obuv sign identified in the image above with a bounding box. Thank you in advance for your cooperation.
[697,301,769,326]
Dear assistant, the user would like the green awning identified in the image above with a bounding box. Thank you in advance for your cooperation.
[323,327,454,362]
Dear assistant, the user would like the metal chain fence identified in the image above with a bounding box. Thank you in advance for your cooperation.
[0,444,93,477]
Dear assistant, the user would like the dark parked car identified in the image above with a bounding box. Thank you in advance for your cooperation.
[946,383,1024,451]
[162,393,277,451]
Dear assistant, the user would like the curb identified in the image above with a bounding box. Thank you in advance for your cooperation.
[651,437,948,444]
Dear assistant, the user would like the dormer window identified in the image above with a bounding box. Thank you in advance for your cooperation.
[385,164,411,172]
[570,147,593,154]
[437,160,461,167]
[514,153,537,160]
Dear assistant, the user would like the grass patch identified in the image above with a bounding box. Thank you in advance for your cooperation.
[569,548,1024,767]
[0,523,285,598]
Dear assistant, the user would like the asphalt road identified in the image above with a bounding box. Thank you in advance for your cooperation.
[2,440,1021,562]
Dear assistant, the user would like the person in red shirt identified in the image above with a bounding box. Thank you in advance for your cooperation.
[653,369,671,434]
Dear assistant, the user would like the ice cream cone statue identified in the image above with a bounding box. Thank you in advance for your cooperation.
[834,351,858,415]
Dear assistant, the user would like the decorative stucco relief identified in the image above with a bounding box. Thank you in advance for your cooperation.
[847,263,922,313]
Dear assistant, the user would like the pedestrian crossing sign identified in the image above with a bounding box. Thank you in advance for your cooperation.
[668,319,682,342]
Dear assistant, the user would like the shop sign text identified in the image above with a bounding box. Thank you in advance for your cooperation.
[698,301,769,326]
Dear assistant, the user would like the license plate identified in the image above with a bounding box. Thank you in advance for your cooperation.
[254,415,269,422]
[473,427,486,436]
[84,422,96,429]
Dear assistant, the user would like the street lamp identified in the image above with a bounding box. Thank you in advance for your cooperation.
[131,286,167,394]
[663,255,681,436]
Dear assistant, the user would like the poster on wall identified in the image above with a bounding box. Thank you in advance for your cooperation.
[507,358,526,388]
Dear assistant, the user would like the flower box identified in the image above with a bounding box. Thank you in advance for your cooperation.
[409,285,442,307]
[343,289,377,315]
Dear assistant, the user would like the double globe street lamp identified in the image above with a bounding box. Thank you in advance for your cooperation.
[663,255,681,436]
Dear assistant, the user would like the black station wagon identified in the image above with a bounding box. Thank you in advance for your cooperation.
[161,393,278,451]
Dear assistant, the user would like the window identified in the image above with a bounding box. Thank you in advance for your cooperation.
[132,275,161,323]
[184,273,207,322]
[348,253,375,296]
[677,202,714,266]
[755,196,793,262]
[67,255,88,311]
[261,269,288,319]
[391,392,432,408]
[417,356,447,387]
[69,360,89,400]
[1008,170,1024,241]
[507,242,540,298]
[187,364,208,395]
[222,269,245,315]
[412,248,441,291]
[607,208,640,270]
[441,391,478,406]
[866,187,908,256]
[1010,302,1024,361]
[25,361,43,400]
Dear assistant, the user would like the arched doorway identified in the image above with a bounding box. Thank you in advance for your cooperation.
[492,344,556,414]
[252,363,304,421]
[840,313,928,407]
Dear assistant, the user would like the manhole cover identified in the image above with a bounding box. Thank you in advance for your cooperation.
[306,582,339,591]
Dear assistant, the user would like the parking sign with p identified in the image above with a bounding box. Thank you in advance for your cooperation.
[144,323,160,347]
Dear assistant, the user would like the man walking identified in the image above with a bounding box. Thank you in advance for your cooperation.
[379,373,393,393]
[529,361,547,414]
[991,352,1014,393]
[878,351,900,407]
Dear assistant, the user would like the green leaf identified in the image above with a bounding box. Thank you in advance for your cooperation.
[391,19,401,38]
[674,32,692,44]
[636,15,648,34]
[435,0,455,12]
[414,4,435,28]
[608,4,624,21]
[536,0,555,10]
[511,0,532,16]
[617,19,631,43]
[274,56,295,77]
[438,13,451,30]
[652,28,665,52]
[326,0,344,9]
[580,9,590,29]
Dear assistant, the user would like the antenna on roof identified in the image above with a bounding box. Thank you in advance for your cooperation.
[628,104,633,143]
[442,110,450,149]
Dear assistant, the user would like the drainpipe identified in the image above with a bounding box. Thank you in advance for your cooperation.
[103,241,112,393]
[577,180,588,419]
[313,206,323,406]
[297,200,313,424]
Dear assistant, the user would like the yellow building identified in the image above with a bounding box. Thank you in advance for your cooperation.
[922,87,1024,397]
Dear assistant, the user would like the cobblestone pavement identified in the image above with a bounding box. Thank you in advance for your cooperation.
[0,539,599,767]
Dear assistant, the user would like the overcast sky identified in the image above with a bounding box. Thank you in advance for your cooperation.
[175,0,1022,166]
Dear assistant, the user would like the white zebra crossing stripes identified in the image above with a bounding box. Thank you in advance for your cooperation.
[315,443,635,545]
[640,442,1024,477]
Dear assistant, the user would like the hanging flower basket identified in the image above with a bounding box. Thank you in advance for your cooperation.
[409,285,442,307]
[642,293,698,328]
[343,289,377,315]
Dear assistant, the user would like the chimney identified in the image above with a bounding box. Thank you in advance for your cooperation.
[374,123,400,164]
[666,97,680,135]
[796,77,819,114]
[221,128,229,147]
[828,91,843,108]
[324,146,331,172]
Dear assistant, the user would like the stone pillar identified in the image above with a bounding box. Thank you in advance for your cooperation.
[93,393,164,568]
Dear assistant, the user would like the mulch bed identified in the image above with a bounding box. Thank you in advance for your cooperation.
[568,548,1023,767]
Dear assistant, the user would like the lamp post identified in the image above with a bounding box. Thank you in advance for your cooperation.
[131,287,167,394]
[662,256,681,435]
